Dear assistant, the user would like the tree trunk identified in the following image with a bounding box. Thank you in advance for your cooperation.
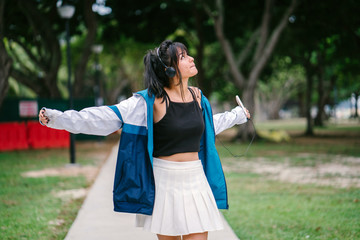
[297,91,306,117]
[268,101,281,119]
[73,0,98,97]
[0,0,12,108]
[314,57,337,126]
[304,62,314,136]
[314,66,324,126]
[355,93,359,118]
[238,84,256,140]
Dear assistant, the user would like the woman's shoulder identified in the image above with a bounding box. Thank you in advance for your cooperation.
[189,86,202,100]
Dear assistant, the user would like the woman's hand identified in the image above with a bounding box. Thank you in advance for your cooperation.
[38,108,49,125]
[235,95,250,119]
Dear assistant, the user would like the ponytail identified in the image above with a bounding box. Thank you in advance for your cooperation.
[144,49,169,100]
[143,40,189,101]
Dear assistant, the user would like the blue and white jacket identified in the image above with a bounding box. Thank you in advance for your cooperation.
[43,89,247,215]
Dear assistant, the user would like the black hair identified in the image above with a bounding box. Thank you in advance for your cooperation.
[144,39,188,101]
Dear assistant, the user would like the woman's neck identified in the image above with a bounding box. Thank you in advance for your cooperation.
[167,78,189,96]
[165,78,190,102]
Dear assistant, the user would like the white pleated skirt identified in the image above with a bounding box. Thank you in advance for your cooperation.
[135,157,224,236]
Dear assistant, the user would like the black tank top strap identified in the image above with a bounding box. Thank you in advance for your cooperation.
[188,87,201,109]
[162,90,170,107]
[188,87,197,101]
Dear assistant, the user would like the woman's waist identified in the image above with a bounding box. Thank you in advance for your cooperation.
[153,153,202,170]
[155,152,199,162]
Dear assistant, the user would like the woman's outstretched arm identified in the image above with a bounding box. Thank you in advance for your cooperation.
[213,106,249,135]
[39,105,122,136]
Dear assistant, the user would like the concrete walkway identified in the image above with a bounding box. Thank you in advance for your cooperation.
[65,145,239,240]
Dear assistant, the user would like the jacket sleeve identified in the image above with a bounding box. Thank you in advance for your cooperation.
[213,106,247,135]
[42,105,122,136]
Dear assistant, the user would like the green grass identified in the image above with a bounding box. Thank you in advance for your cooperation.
[255,118,360,132]
[255,118,307,131]
[314,123,360,132]
[0,143,111,240]
[217,140,360,159]
[218,121,360,240]
[222,173,360,240]
[1,120,359,239]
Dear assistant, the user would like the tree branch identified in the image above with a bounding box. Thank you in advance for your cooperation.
[0,0,13,108]
[248,0,298,89]
[197,0,214,20]
[253,0,273,64]
[12,38,45,71]
[211,0,245,89]
[16,0,62,97]
[236,28,260,68]
[7,43,36,76]
[10,68,40,93]
[18,1,45,64]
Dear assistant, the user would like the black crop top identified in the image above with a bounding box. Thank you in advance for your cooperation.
[153,88,205,157]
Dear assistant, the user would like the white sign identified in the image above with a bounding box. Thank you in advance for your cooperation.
[19,101,38,117]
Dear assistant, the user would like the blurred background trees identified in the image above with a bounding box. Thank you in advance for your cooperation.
[1,0,359,137]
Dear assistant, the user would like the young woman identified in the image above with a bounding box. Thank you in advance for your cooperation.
[39,40,250,240]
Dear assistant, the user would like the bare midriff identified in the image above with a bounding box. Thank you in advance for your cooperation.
[157,152,199,162]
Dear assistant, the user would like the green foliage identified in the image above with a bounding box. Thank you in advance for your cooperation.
[336,67,360,100]
[7,78,37,98]
[99,0,199,44]
[99,38,154,101]
[5,39,38,98]
[259,57,306,99]
[4,0,360,113]
[277,0,360,105]
[203,42,239,101]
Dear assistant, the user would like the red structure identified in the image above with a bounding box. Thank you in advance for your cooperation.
[0,121,69,151]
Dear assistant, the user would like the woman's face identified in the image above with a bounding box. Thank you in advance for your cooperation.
[176,49,198,79]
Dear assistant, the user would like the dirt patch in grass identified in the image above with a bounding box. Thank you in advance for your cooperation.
[21,139,116,182]
[54,188,88,201]
[223,154,360,188]
[21,139,117,205]
[220,125,360,188]
[22,165,99,183]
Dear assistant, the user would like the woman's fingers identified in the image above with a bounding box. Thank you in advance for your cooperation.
[39,109,49,124]
[244,108,251,119]
[41,117,49,124]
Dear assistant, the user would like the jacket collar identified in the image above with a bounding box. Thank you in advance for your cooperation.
[137,89,155,165]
